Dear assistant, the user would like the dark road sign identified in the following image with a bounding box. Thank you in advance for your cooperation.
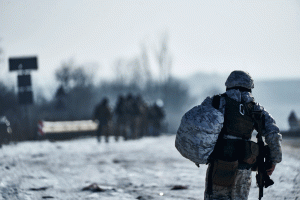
[9,56,38,71]
[18,91,33,105]
[18,75,32,87]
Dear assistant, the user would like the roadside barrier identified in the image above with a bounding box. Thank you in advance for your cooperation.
[37,120,98,140]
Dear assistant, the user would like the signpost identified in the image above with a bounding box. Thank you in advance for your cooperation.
[9,56,38,140]
[18,91,33,105]
[9,56,38,105]
[17,74,32,87]
[9,56,38,71]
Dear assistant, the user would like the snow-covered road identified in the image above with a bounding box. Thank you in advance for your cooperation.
[0,135,299,200]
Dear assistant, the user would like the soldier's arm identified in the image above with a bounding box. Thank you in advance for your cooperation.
[255,103,282,166]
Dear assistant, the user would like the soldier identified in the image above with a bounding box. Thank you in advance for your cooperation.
[113,95,126,141]
[124,93,140,140]
[202,71,282,200]
[148,100,165,136]
[134,95,149,138]
[93,98,112,143]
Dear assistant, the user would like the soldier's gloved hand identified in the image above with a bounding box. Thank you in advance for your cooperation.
[266,164,276,176]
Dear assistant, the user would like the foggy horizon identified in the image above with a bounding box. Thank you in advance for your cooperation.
[1,0,300,89]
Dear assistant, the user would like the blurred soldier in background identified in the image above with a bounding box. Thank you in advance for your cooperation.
[113,95,126,141]
[93,97,112,143]
[111,93,166,140]
[148,100,165,136]
[124,93,140,140]
[134,95,149,139]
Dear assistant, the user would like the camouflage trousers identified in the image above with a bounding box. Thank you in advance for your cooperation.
[204,164,252,200]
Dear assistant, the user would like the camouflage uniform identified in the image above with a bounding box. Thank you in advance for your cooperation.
[148,103,165,136]
[124,94,140,140]
[93,98,112,143]
[135,95,149,138]
[203,71,282,200]
[205,167,252,200]
[114,95,126,141]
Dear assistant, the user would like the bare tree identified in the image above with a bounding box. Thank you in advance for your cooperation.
[114,53,148,89]
[72,67,92,87]
[127,58,142,85]
[141,45,152,84]
[55,63,72,91]
[155,33,174,101]
[114,59,126,85]
[156,34,172,84]
[55,60,93,91]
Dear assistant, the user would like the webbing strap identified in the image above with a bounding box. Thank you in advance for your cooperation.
[207,161,214,197]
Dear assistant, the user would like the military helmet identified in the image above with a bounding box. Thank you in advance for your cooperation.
[225,70,254,90]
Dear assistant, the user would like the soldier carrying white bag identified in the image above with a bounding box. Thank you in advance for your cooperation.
[175,70,282,200]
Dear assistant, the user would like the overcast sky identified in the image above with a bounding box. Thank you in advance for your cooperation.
[1,0,300,94]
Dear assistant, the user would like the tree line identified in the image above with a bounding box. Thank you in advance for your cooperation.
[0,37,195,141]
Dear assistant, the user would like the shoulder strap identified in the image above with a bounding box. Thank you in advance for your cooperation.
[212,93,227,109]
[212,95,221,109]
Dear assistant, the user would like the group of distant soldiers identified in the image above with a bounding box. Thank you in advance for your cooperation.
[93,93,165,143]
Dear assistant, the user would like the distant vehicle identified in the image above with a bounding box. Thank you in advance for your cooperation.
[0,116,12,147]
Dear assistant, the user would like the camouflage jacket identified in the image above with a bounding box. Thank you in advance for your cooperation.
[219,89,282,165]
[176,89,282,165]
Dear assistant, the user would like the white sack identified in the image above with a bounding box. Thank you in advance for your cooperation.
[175,96,224,165]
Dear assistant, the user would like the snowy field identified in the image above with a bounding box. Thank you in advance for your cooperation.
[0,135,299,200]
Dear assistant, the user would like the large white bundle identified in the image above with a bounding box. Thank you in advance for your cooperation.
[175,96,224,165]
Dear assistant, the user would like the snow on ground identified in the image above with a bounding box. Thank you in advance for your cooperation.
[0,135,299,200]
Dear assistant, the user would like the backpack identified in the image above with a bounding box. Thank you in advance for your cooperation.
[175,96,224,165]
